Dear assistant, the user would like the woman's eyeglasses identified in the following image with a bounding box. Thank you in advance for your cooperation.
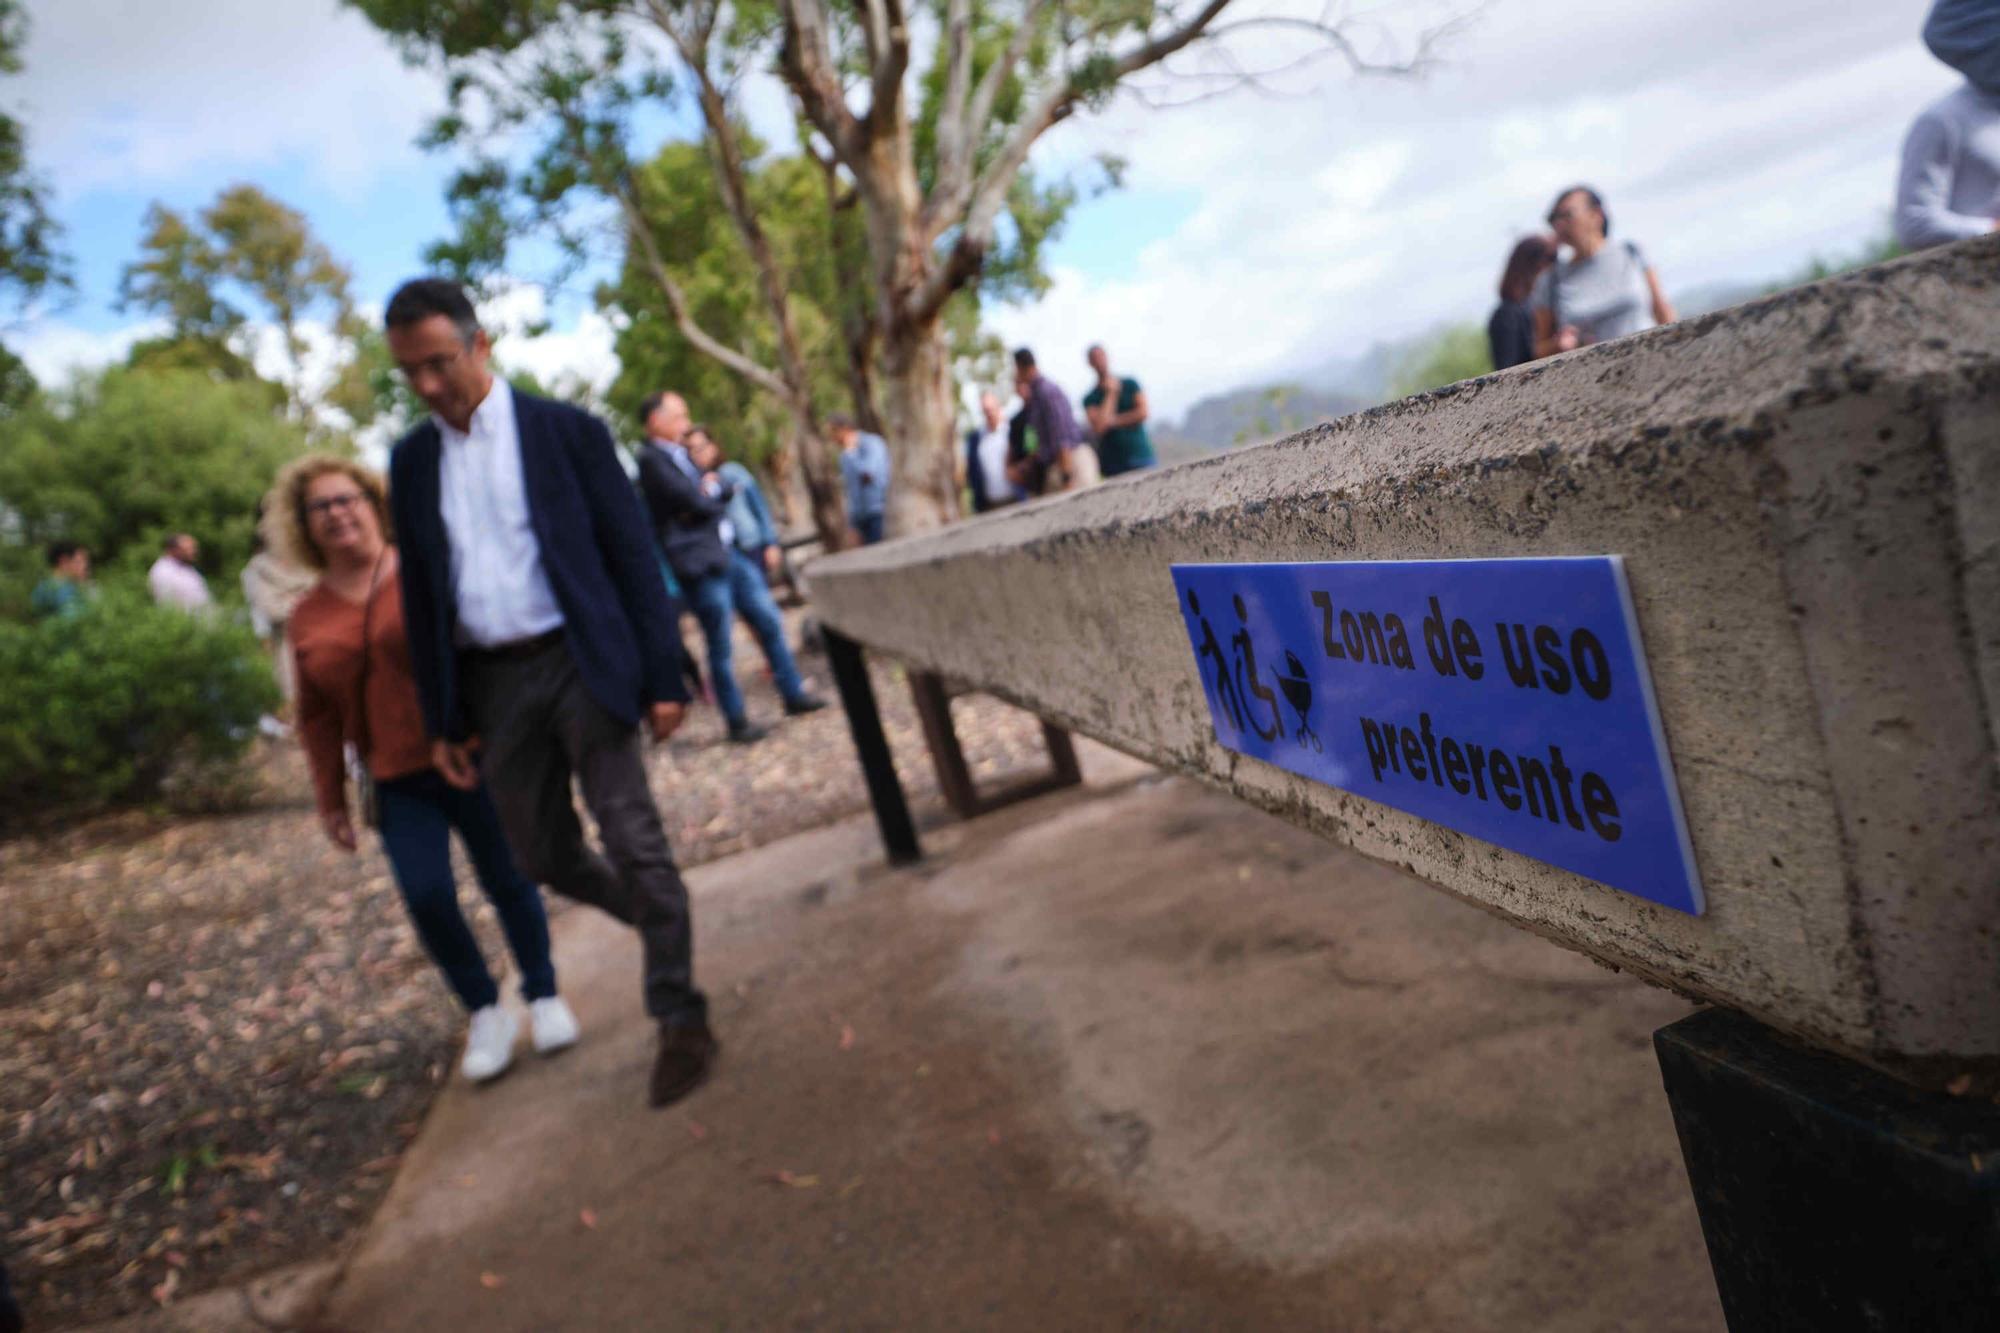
[306,492,367,519]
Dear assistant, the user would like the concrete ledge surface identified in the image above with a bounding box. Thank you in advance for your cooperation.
[809,235,2000,1076]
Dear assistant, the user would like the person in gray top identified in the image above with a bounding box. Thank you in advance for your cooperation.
[1531,185,1674,357]
[1896,0,2000,250]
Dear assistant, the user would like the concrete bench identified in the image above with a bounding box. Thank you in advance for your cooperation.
[808,235,2000,1330]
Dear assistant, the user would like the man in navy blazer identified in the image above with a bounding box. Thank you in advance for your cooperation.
[384,277,716,1109]
[634,392,825,743]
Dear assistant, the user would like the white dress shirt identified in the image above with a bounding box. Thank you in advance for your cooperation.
[437,379,566,647]
[148,555,212,612]
[975,427,1010,502]
[661,440,734,550]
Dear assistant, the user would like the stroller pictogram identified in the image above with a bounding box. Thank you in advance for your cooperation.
[1276,649,1321,752]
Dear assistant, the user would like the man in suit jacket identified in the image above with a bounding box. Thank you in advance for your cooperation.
[635,392,823,744]
[962,389,1019,514]
[383,277,715,1109]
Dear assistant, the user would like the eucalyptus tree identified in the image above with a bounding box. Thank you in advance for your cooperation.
[354,0,1454,538]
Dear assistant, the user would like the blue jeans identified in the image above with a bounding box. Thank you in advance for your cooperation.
[376,771,557,1011]
[854,513,885,545]
[688,551,809,725]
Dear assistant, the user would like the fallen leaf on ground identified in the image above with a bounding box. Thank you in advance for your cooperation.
[687,1120,708,1141]
[838,1024,855,1051]
[579,1208,598,1229]
[149,1269,181,1306]
[770,1170,820,1188]
[479,1272,506,1289]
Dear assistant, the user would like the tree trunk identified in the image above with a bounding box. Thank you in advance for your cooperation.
[795,427,850,550]
[840,311,885,435]
[877,313,962,539]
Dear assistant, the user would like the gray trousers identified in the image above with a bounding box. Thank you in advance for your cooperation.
[463,639,706,1026]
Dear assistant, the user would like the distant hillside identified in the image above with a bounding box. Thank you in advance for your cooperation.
[1156,382,1372,458]
[1151,234,1904,462]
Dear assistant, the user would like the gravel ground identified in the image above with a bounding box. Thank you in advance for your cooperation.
[0,620,1050,1329]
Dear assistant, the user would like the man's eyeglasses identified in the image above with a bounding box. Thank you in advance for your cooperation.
[396,346,464,383]
[1548,206,1584,224]
[306,493,367,519]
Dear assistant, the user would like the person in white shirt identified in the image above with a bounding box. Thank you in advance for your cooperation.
[384,277,715,1110]
[960,390,1019,514]
[1897,0,2000,251]
[147,533,212,613]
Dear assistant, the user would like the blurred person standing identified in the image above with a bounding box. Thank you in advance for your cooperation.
[1009,347,1096,495]
[963,390,1019,513]
[830,414,892,545]
[241,515,316,728]
[637,394,785,744]
[1081,344,1157,477]
[147,532,212,612]
[1489,235,1557,370]
[1896,0,2000,250]
[1532,186,1674,357]
[687,422,827,723]
[30,541,92,618]
[275,453,575,1085]
[635,392,764,741]
[383,277,716,1110]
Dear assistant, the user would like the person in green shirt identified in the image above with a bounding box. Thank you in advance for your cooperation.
[1081,344,1157,477]
[30,541,92,619]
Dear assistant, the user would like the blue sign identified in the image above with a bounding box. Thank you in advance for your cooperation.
[1172,558,1703,915]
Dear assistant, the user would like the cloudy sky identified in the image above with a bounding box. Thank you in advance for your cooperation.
[6,0,1953,422]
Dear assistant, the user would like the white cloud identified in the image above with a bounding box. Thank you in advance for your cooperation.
[482,283,623,396]
[993,0,1952,421]
[10,0,1959,437]
[16,0,443,199]
[12,316,162,385]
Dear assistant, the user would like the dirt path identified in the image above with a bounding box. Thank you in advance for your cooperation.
[317,763,1723,1332]
[2,646,1049,1330]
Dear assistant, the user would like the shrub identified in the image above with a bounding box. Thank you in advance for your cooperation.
[0,589,279,825]
[0,365,318,615]
[1390,324,1495,400]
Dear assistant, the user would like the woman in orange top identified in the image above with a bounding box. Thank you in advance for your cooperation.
[270,455,575,1084]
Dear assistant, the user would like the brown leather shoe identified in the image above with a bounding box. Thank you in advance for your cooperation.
[649,1021,718,1108]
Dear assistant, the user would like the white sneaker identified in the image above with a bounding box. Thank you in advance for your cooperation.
[529,997,580,1055]
[460,1005,518,1083]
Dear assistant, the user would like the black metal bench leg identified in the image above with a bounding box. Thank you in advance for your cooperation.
[1654,1007,2000,1332]
[824,628,921,865]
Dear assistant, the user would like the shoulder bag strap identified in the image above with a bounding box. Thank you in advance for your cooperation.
[352,549,387,762]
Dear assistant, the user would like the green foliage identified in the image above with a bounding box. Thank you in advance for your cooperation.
[0,366,314,614]
[0,337,35,411]
[604,142,842,467]
[0,0,69,311]
[1230,385,1320,445]
[117,185,361,418]
[1760,229,1906,296]
[322,324,426,439]
[348,0,1077,429]
[0,589,278,824]
[124,333,283,405]
[119,204,239,341]
[1389,324,1493,399]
